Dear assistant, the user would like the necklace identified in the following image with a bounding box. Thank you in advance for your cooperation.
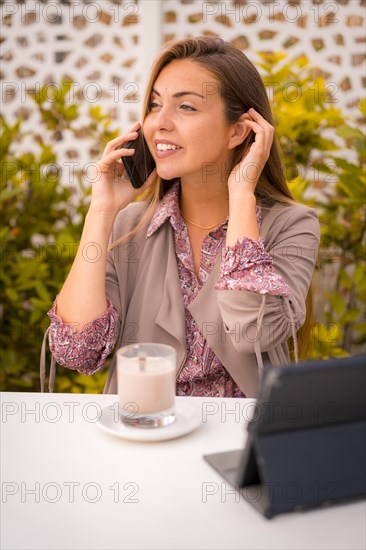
[180,211,226,230]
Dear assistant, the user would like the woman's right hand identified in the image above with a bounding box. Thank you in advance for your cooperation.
[89,121,156,215]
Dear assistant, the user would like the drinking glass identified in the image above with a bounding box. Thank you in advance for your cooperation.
[117,343,176,429]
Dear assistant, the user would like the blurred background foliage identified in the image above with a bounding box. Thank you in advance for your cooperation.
[1,53,365,392]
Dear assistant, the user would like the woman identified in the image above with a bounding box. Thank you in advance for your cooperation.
[41,36,320,397]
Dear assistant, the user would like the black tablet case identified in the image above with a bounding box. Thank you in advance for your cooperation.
[204,355,366,518]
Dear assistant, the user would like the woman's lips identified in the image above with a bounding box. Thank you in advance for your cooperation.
[155,148,183,159]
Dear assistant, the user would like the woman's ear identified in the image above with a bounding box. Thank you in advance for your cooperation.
[227,112,253,149]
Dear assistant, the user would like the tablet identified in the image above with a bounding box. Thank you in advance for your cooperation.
[204,354,366,518]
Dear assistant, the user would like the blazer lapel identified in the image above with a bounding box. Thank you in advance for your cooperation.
[154,224,186,351]
[187,242,223,328]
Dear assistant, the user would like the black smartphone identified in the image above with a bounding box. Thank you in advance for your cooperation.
[121,128,156,189]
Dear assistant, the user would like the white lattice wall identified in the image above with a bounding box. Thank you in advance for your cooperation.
[1,0,365,179]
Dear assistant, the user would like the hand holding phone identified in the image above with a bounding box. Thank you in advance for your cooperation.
[121,128,156,189]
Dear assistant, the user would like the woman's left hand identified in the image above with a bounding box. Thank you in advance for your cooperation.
[227,108,275,198]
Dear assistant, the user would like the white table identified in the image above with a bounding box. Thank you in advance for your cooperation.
[1,392,365,550]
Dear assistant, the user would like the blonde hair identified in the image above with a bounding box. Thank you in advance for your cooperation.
[111,35,314,359]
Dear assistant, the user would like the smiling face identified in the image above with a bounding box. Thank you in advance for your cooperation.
[143,59,237,187]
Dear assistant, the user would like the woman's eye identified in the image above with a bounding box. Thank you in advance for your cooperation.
[147,101,196,112]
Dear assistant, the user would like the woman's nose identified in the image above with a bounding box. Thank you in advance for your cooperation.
[152,105,174,132]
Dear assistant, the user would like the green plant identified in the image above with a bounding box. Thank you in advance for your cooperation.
[315,99,366,354]
[258,51,365,357]
[1,79,118,392]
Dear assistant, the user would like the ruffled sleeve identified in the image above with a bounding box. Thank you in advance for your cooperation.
[47,296,120,375]
[214,236,290,296]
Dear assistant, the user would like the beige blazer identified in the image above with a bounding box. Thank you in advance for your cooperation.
[100,199,320,397]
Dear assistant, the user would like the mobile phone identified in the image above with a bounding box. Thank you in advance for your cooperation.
[121,128,156,189]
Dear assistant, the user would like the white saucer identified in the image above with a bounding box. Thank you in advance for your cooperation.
[97,400,202,442]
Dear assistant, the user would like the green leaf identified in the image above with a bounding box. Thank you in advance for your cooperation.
[331,293,346,317]
[342,309,361,323]
[5,287,18,302]
[354,263,366,288]
[336,124,365,142]
[35,281,51,303]
[359,97,366,117]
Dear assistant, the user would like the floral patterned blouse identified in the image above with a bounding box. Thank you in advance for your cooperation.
[48,181,290,397]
